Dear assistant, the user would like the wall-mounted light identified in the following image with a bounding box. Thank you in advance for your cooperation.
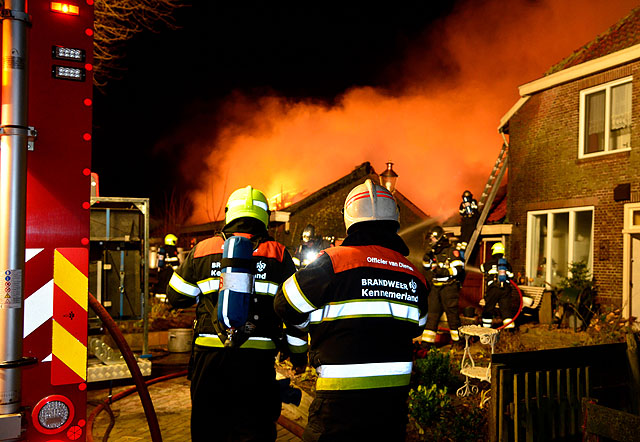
[50,2,80,15]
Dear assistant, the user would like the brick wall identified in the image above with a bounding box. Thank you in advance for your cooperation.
[507,61,640,306]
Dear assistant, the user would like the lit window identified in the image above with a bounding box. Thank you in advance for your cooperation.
[579,77,632,157]
[527,207,593,286]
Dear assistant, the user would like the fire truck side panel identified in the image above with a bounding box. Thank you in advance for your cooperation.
[18,2,94,440]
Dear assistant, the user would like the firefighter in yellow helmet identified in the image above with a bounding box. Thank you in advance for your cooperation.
[166,185,299,441]
[480,242,516,329]
[275,179,428,441]
[156,233,180,295]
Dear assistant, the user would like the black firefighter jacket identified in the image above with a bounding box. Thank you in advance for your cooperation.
[274,226,428,396]
[166,223,303,358]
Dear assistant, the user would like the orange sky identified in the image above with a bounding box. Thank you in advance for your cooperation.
[187,0,639,224]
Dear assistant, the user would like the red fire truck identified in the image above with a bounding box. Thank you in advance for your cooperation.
[0,1,93,440]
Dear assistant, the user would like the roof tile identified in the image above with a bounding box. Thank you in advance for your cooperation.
[546,6,640,75]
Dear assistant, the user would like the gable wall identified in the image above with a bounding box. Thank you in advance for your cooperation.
[507,61,640,306]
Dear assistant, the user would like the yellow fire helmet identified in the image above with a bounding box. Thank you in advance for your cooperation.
[491,242,505,255]
[225,185,270,228]
[164,233,178,246]
[343,179,399,232]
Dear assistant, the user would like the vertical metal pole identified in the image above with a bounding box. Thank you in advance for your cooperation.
[119,250,125,318]
[142,200,149,355]
[0,0,28,415]
[105,208,111,239]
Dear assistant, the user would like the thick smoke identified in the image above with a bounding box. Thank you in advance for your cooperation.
[186,0,638,224]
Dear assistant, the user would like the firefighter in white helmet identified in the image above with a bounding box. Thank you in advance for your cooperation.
[166,186,300,442]
[275,179,428,441]
[421,225,465,345]
[480,242,516,329]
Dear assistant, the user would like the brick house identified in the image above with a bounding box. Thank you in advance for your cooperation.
[270,162,430,268]
[500,6,640,321]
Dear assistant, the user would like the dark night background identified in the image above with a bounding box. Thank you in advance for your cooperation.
[91,1,461,217]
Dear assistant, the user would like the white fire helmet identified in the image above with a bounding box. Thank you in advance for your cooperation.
[343,179,399,232]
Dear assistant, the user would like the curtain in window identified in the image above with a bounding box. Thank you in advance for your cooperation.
[611,82,631,130]
[587,91,605,134]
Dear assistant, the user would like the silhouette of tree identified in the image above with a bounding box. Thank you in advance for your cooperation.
[93,0,184,88]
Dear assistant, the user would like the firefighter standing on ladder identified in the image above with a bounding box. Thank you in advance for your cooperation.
[166,186,303,442]
[422,225,465,346]
[275,179,428,441]
[458,190,479,252]
[480,242,516,329]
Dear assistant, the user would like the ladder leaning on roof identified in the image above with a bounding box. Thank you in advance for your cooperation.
[464,138,509,266]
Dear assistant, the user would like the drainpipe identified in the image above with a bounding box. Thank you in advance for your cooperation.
[0,0,30,416]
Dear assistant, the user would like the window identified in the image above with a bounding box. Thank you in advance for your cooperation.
[579,77,632,158]
[527,207,593,287]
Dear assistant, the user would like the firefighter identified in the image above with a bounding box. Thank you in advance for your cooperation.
[274,179,428,441]
[458,190,479,251]
[166,186,302,442]
[293,224,324,268]
[480,242,516,329]
[156,233,180,295]
[422,225,465,345]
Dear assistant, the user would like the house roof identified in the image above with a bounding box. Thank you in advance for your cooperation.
[546,6,640,75]
[284,162,375,215]
[284,161,429,220]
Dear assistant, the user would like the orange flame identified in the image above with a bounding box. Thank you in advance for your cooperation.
[187,0,638,224]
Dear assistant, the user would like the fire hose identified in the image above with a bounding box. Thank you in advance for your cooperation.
[86,370,186,442]
[495,280,524,330]
[87,293,163,442]
[87,293,305,440]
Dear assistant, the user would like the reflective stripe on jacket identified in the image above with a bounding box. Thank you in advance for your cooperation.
[275,243,428,392]
[167,233,297,351]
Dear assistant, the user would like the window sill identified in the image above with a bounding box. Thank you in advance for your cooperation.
[577,148,630,163]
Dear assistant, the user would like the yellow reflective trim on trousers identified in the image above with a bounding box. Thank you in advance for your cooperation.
[288,344,308,354]
[195,335,276,350]
[316,373,411,391]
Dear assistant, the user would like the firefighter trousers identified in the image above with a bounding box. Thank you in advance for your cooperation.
[303,388,409,442]
[482,285,514,320]
[425,283,461,338]
[189,346,281,442]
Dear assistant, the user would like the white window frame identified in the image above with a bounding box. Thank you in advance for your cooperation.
[578,76,632,159]
[526,206,594,287]
[622,202,640,327]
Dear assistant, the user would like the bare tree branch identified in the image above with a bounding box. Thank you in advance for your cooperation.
[93,0,185,90]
